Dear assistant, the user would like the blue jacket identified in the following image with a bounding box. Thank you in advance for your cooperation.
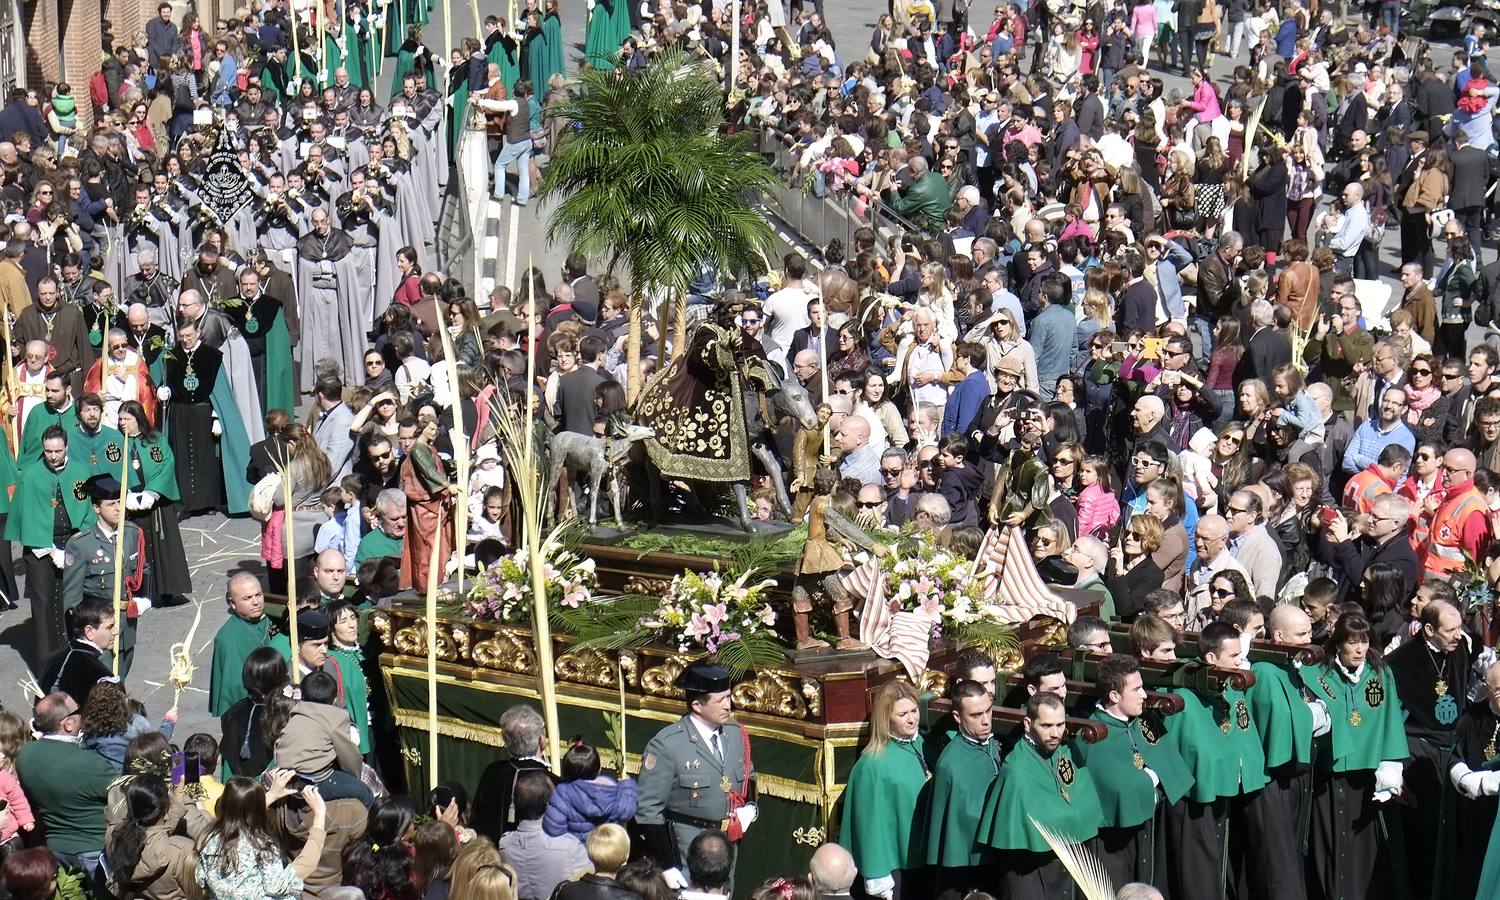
[1341,419,1416,474]
[942,370,991,437]
[543,777,639,842]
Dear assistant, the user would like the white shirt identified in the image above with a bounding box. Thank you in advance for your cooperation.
[762,284,812,371]
[688,713,725,757]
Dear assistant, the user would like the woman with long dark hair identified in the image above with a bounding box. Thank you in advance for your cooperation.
[1299,613,1407,900]
[259,422,333,593]
[117,400,192,603]
[341,796,420,900]
[196,776,328,898]
[105,772,208,898]
[220,647,291,778]
[1361,561,1410,649]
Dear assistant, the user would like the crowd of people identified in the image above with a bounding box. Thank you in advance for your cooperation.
[0,0,1496,897]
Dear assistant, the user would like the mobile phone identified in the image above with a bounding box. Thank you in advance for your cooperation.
[1109,341,1128,355]
[185,754,201,785]
[1140,337,1165,360]
[1319,507,1340,527]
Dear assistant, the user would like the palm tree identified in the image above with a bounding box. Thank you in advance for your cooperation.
[540,50,778,402]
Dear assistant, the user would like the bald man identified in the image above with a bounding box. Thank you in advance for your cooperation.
[1421,447,1491,578]
[837,416,880,487]
[1185,514,1249,622]
[808,843,857,899]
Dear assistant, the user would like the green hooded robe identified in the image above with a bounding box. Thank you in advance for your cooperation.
[979,737,1103,852]
[839,736,930,882]
[924,734,1001,868]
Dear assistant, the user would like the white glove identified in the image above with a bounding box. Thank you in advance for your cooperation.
[732,802,758,833]
[1483,771,1500,797]
[317,69,330,83]
[1144,766,1160,790]
[661,868,688,891]
[1308,699,1331,737]
[863,875,895,899]
[588,0,596,8]
[125,491,142,511]
[49,548,65,568]
[1373,760,1404,801]
[372,12,386,27]
[139,490,159,509]
[212,418,222,437]
[1452,762,1482,797]
[132,596,153,615]
[156,385,171,401]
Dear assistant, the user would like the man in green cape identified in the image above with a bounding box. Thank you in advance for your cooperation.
[69,395,125,482]
[208,572,275,716]
[6,425,92,667]
[18,372,78,463]
[223,268,295,417]
[61,474,148,677]
[355,489,407,567]
[1074,654,1193,892]
[1162,621,1269,900]
[0,423,20,610]
[980,692,1103,900]
[924,680,1000,898]
[484,15,521,91]
[1240,604,1325,900]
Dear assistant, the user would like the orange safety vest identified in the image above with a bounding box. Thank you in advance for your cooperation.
[1422,486,1489,575]
[1343,467,1393,516]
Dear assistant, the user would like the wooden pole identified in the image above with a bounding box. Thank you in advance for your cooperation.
[525,252,561,768]
[817,298,829,457]
[1,304,16,456]
[283,463,301,685]
[292,1,303,85]
[425,499,443,789]
[109,432,131,676]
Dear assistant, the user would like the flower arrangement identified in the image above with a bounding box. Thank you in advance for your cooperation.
[874,531,1017,652]
[464,530,597,624]
[643,568,779,654]
[1453,552,1497,616]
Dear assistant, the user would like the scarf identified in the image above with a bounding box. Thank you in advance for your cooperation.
[1406,383,1441,424]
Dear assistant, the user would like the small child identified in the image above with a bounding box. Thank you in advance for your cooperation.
[1076,456,1121,539]
[272,670,372,807]
[1270,365,1324,445]
[184,732,226,817]
[313,486,354,560]
[0,711,35,856]
[542,739,638,843]
[468,485,507,544]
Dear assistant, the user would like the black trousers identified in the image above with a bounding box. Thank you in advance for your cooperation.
[1161,796,1226,900]
[1400,736,1451,900]
[995,850,1073,900]
[933,864,998,900]
[1095,820,1156,891]
[1308,769,1395,900]
[1401,209,1435,275]
[1233,766,1310,900]
[0,514,17,610]
[23,551,64,672]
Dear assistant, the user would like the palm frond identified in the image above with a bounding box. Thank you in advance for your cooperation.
[950,619,1021,658]
[1028,817,1115,900]
[713,633,786,676]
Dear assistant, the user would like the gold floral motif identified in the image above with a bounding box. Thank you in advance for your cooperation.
[994,646,1025,673]
[623,577,673,596]
[917,669,948,697]
[556,648,619,687]
[471,628,538,673]
[642,656,690,698]
[400,746,423,767]
[391,621,461,662]
[792,827,826,846]
[450,624,471,661]
[800,678,823,718]
[619,650,640,688]
[733,671,808,719]
[371,611,393,645]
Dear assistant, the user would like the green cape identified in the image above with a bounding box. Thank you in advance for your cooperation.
[1300,662,1410,772]
[447,78,469,160]
[1075,708,1192,828]
[1168,684,1269,802]
[207,365,254,515]
[924,734,1000,867]
[127,435,180,501]
[487,38,521,92]
[542,14,565,86]
[584,1,617,69]
[979,738,1103,852]
[70,425,126,479]
[209,614,275,716]
[356,527,403,565]
[1248,660,1315,769]
[839,736,930,880]
[329,643,372,754]
[4,455,92,547]
[0,427,18,515]
[19,405,77,465]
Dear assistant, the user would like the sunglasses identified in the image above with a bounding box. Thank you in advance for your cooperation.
[881,467,903,476]
[1412,367,1432,375]
[857,500,883,509]
[1211,586,1236,598]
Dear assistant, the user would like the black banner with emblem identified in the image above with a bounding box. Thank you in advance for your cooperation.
[198,125,253,224]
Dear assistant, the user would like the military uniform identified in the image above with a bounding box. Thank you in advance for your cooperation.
[61,507,148,677]
[636,665,755,878]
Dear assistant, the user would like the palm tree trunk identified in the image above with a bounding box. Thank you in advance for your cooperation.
[656,295,671,370]
[672,289,688,361]
[626,290,643,406]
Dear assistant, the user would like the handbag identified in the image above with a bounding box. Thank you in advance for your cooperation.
[1430,205,1455,240]
[249,472,281,522]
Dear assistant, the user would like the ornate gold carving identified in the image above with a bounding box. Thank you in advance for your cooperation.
[556,648,618,687]
[917,669,948,697]
[450,624,471,661]
[391,620,460,662]
[800,678,823,718]
[642,656,690,698]
[400,745,423,767]
[371,611,393,647]
[792,827,826,846]
[732,671,808,719]
[623,576,673,596]
[619,650,639,688]
[1034,616,1070,647]
[994,646,1025,674]
[471,628,538,673]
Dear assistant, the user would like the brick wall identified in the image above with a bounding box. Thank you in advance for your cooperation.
[24,0,104,132]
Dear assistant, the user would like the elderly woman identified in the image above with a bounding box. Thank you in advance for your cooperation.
[1107,515,1166,621]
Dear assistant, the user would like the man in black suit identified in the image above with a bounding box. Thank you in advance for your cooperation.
[1412,67,1456,135]
[1315,491,1420,607]
[1238,299,1292,384]
[38,595,116,707]
[1330,80,1369,160]
[471,704,559,841]
[1074,75,1105,140]
[1374,81,1415,146]
[1449,129,1490,257]
[561,252,600,309]
[555,333,609,436]
[787,298,834,362]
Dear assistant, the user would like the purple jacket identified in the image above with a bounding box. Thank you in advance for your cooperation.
[542,777,639,842]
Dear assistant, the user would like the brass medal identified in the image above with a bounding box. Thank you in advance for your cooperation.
[1133,751,1145,769]
[1349,711,1362,727]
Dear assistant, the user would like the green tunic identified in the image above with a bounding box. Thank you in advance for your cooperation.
[979,737,1103,852]
[330,643,372,754]
[1247,660,1315,769]
[1075,708,1193,828]
[542,13,565,85]
[209,614,275,716]
[70,425,126,479]
[839,736,930,881]
[127,436,180,501]
[4,456,90,548]
[1300,662,1410,773]
[583,0,617,68]
[1168,684,1270,802]
[924,734,1001,867]
[355,526,403,566]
